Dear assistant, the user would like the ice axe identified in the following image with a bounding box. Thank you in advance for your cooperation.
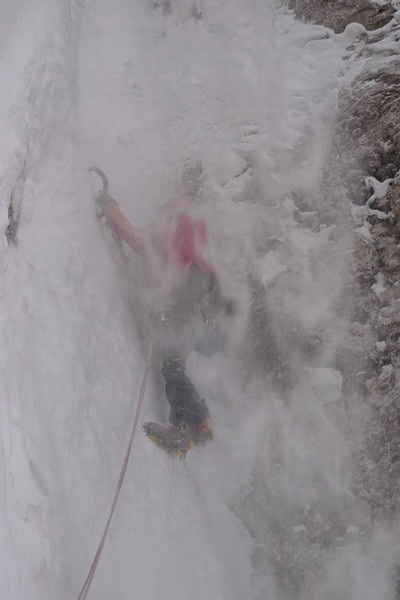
[89,165,111,217]
[88,166,128,263]
[89,165,108,191]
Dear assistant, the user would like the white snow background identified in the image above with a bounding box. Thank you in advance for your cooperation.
[0,0,399,599]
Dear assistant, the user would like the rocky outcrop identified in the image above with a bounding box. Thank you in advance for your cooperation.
[339,45,400,519]
[289,0,400,521]
[353,177,400,519]
[338,62,400,202]
[288,0,395,33]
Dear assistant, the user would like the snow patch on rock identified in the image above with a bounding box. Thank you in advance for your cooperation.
[306,367,344,403]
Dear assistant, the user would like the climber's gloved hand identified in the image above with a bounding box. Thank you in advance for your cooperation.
[95,190,116,218]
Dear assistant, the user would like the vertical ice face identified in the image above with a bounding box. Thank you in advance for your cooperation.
[0,1,398,599]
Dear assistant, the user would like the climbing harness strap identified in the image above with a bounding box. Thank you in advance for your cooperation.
[75,335,153,600]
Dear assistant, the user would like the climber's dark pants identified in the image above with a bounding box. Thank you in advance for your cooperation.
[161,358,210,426]
[157,264,215,427]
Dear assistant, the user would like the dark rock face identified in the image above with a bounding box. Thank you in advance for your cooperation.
[370,179,400,285]
[288,0,395,33]
[290,0,400,521]
[353,178,400,519]
[338,63,400,202]
[339,38,400,517]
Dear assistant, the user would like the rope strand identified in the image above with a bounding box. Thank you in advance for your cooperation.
[75,336,153,600]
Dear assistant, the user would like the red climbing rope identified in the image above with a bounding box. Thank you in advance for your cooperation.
[75,337,153,600]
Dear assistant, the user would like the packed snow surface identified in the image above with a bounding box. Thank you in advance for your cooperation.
[0,1,398,599]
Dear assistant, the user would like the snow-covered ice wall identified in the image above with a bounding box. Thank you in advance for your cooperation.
[0,0,398,599]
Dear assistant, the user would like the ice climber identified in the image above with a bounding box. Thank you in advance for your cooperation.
[95,167,232,458]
